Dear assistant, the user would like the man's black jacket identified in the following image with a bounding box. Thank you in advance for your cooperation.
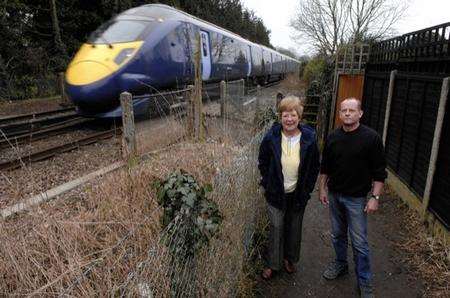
[258,123,320,210]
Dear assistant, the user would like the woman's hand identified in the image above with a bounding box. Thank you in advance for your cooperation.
[319,190,328,206]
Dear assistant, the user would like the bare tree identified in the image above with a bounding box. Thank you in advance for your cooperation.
[291,0,408,55]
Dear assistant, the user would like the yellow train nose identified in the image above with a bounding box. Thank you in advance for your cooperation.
[66,61,112,85]
[65,41,143,86]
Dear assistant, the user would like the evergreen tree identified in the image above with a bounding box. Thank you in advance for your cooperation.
[0,0,273,100]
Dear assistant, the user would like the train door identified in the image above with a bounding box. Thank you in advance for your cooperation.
[246,45,252,77]
[200,30,211,81]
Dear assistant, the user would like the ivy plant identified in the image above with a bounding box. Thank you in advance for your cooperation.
[153,170,222,258]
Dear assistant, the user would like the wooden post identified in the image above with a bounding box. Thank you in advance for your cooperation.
[421,77,450,220]
[382,70,397,145]
[186,85,194,137]
[253,84,261,126]
[358,45,363,70]
[240,79,245,98]
[329,71,340,133]
[318,94,326,146]
[255,84,261,113]
[58,72,69,105]
[220,80,226,117]
[120,92,137,162]
[193,33,204,142]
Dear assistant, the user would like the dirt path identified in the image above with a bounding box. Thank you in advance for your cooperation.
[257,190,423,297]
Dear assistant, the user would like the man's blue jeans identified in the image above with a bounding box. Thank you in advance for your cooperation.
[329,192,372,286]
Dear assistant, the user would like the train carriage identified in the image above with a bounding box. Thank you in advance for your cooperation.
[65,4,300,117]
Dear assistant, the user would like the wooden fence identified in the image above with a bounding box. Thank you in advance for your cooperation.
[361,23,450,239]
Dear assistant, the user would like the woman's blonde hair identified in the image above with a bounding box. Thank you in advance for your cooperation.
[278,95,304,119]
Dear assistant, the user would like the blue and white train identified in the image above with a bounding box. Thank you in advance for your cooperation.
[65,4,300,117]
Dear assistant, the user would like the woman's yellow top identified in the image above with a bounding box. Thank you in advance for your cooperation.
[281,131,301,193]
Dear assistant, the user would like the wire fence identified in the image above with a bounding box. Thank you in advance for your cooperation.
[0,79,279,296]
[134,88,192,155]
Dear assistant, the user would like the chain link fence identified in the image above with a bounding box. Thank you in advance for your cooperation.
[0,79,279,296]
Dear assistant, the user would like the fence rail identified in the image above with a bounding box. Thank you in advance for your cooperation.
[371,22,450,64]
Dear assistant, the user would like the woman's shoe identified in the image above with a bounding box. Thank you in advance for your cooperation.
[284,259,296,274]
[261,268,274,280]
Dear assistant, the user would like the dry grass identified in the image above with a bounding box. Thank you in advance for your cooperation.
[386,187,450,297]
[0,138,264,295]
[0,86,272,295]
[280,73,306,92]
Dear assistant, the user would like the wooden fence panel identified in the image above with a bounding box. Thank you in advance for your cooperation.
[361,73,390,135]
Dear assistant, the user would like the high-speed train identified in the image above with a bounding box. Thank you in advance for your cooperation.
[65,4,300,117]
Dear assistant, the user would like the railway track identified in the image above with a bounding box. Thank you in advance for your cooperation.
[0,107,76,125]
[247,80,281,93]
[0,108,78,138]
[0,117,94,150]
[0,128,121,171]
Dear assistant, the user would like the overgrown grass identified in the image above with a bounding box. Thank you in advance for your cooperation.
[0,85,275,296]
[386,187,450,297]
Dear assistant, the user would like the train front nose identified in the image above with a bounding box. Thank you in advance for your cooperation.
[66,58,119,113]
[65,42,143,114]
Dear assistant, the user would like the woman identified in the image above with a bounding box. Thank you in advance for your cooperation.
[258,96,320,279]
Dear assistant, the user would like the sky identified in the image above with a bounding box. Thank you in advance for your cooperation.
[240,0,450,56]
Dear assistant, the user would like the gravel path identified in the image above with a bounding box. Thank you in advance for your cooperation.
[256,189,425,298]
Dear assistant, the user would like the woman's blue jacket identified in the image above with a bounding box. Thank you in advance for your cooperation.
[258,122,320,210]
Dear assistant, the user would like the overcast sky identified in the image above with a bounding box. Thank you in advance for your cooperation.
[240,0,450,56]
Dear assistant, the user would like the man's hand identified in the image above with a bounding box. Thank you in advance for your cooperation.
[319,191,329,206]
[364,198,379,213]
[319,174,329,206]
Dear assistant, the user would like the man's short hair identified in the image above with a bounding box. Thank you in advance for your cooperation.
[341,97,362,110]
[278,95,304,118]
[276,92,284,101]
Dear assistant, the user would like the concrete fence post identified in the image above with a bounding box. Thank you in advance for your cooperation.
[382,70,397,146]
[120,92,137,162]
[421,77,450,221]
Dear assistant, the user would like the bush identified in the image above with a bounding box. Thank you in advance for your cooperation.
[302,56,328,86]
[154,170,221,257]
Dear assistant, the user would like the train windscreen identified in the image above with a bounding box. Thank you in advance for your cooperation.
[88,20,154,44]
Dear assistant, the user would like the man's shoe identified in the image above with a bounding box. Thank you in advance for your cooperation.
[284,259,296,274]
[358,284,374,298]
[322,261,349,280]
[261,268,274,280]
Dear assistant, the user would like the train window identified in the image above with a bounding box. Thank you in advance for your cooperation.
[88,20,153,44]
[212,34,235,65]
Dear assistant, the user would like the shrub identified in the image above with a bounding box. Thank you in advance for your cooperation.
[302,56,327,86]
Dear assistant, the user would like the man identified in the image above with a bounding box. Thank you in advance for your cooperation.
[319,98,387,298]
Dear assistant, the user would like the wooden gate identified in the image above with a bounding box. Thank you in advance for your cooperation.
[333,74,365,128]
[328,43,370,131]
